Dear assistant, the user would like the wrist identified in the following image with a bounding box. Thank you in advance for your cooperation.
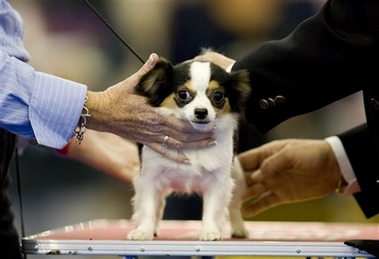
[85,91,107,131]
[72,95,91,145]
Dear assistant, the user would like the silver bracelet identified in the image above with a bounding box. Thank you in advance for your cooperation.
[74,96,91,145]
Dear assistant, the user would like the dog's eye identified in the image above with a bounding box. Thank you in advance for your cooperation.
[177,90,191,101]
[211,91,225,104]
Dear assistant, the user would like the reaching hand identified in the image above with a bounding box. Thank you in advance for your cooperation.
[86,53,216,164]
[238,139,342,218]
[64,129,140,184]
[194,51,236,71]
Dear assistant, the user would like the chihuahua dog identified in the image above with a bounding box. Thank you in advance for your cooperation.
[127,56,251,241]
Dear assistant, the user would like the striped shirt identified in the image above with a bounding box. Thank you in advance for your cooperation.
[0,0,87,149]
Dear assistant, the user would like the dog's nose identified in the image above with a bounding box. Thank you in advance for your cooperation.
[195,108,208,120]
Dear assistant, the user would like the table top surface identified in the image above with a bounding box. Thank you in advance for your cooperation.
[22,219,379,257]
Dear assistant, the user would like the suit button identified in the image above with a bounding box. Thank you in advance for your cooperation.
[275,95,285,104]
[267,98,276,106]
[370,98,379,110]
[259,95,286,109]
[259,99,270,109]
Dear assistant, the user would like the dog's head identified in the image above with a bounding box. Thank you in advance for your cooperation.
[135,57,251,131]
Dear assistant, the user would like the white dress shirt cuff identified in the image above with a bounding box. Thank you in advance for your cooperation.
[325,136,361,195]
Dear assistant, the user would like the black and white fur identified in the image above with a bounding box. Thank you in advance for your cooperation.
[127,57,251,241]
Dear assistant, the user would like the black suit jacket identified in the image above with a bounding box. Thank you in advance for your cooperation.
[233,0,379,218]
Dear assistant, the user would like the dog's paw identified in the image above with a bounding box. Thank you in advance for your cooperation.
[127,229,154,241]
[231,226,249,239]
[200,231,222,241]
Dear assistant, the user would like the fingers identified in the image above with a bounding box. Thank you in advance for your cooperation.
[250,169,265,182]
[242,167,279,218]
[161,134,217,150]
[238,140,288,177]
[242,178,266,199]
[164,124,215,143]
[145,134,217,164]
[146,142,190,164]
[242,191,279,218]
[243,169,265,194]
[128,110,216,164]
[162,114,216,134]
[153,114,216,151]
[238,148,266,172]
[194,51,236,70]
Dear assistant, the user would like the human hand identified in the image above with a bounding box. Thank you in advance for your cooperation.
[238,139,342,218]
[194,50,236,71]
[86,53,216,164]
[64,129,140,184]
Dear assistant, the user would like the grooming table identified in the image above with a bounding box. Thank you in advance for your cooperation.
[22,219,378,258]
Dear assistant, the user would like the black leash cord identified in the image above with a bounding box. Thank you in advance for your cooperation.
[15,148,27,259]
[82,0,145,64]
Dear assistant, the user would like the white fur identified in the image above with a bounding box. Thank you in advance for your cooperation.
[159,62,218,132]
[127,61,248,241]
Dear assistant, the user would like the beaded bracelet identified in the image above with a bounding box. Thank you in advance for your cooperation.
[74,96,91,145]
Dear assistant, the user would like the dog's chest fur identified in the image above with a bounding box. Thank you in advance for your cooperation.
[141,115,237,193]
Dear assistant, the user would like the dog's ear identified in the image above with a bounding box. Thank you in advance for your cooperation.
[135,57,174,107]
[227,70,251,115]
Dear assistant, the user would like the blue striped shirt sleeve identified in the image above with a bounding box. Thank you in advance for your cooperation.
[1,51,87,149]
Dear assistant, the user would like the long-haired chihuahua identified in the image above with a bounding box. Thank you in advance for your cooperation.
[127,55,251,241]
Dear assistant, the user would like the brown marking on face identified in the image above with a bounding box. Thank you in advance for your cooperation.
[184,81,196,93]
[222,98,232,114]
[208,80,220,91]
[160,93,177,109]
[206,80,232,117]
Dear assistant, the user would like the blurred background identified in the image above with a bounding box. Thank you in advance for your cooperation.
[6,1,378,257]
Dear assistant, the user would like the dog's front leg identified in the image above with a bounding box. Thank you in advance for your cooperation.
[200,174,234,241]
[229,157,249,238]
[127,176,162,240]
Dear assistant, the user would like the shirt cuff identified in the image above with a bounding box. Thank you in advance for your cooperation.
[30,72,87,149]
[325,136,361,195]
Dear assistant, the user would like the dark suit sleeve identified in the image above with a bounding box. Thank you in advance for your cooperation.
[232,0,379,218]
[338,124,379,218]
[232,0,379,134]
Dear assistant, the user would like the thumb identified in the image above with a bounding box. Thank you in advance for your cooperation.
[139,53,159,75]
[119,53,159,94]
